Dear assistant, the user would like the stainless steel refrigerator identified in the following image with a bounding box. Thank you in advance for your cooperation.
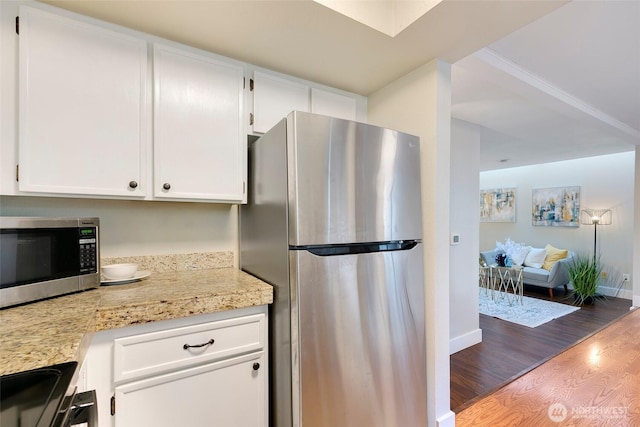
[240,111,426,427]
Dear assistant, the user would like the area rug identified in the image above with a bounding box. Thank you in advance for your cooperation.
[478,288,580,328]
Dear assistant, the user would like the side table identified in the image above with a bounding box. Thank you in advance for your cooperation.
[492,265,524,305]
[479,266,493,296]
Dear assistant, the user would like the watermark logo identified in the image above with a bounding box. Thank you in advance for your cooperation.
[548,402,629,423]
[548,403,568,423]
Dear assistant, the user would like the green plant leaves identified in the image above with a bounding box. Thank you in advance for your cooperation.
[568,253,603,305]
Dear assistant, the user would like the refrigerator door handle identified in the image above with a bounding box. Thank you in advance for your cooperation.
[296,240,419,256]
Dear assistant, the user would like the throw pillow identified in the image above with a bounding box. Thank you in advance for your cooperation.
[542,244,569,271]
[524,247,546,269]
[510,245,531,267]
[495,238,530,266]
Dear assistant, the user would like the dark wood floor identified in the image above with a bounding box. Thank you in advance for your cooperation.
[450,286,633,413]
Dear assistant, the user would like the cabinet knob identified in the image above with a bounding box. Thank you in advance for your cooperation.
[128,181,138,189]
[163,183,171,190]
[252,363,260,371]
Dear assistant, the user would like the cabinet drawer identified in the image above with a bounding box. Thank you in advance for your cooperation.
[113,313,265,383]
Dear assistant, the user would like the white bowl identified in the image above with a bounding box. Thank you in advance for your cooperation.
[102,263,138,280]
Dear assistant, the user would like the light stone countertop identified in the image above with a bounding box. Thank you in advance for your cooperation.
[0,268,272,376]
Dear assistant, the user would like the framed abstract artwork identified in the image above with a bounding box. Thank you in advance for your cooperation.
[480,187,516,222]
[531,186,580,227]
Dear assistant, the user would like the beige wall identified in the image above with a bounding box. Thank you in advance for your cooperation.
[449,119,482,353]
[0,195,238,263]
[634,148,640,307]
[368,59,455,427]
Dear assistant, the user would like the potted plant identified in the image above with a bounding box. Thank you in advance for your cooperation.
[568,253,603,305]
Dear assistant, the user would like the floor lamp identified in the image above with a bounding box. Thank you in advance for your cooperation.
[580,208,612,259]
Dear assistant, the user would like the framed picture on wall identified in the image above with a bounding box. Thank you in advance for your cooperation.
[480,187,516,222]
[532,186,580,227]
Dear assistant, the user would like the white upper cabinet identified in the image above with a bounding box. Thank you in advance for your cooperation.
[252,71,309,133]
[311,88,358,121]
[3,2,365,202]
[18,6,149,197]
[153,44,245,202]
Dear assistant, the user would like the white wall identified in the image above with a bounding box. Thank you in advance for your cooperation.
[449,119,482,353]
[368,59,455,427]
[0,196,238,260]
[480,151,635,299]
[634,147,640,307]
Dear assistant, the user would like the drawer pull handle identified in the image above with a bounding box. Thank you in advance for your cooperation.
[183,339,214,350]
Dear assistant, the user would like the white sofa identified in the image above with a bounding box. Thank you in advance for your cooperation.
[480,249,574,298]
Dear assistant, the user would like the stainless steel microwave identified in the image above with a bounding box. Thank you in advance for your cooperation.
[0,217,100,309]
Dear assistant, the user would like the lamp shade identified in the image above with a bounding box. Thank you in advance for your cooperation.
[580,208,612,226]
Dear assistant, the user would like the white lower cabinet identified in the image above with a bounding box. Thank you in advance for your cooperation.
[114,353,265,427]
[84,306,268,427]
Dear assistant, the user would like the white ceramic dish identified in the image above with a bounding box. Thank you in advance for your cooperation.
[101,270,151,286]
[101,263,138,280]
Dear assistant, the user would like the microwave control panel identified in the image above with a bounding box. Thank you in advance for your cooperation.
[79,227,98,273]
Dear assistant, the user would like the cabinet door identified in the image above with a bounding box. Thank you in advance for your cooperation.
[252,71,309,133]
[114,353,266,427]
[310,88,358,121]
[18,6,148,197]
[153,44,245,202]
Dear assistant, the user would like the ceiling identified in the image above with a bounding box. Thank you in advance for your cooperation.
[453,0,640,170]
[42,0,640,171]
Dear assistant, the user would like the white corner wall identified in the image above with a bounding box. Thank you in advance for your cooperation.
[449,119,482,354]
[634,147,640,308]
[480,151,635,299]
[368,59,455,427]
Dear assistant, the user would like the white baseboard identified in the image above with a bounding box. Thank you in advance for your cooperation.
[597,285,633,300]
[436,410,456,427]
[450,328,482,355]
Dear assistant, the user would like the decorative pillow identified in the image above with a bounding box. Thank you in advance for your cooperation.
[480,251,496,266]
[495,238,530,266]
[510,246,531,266]
[542,244,569,271]
[524,247,546,269]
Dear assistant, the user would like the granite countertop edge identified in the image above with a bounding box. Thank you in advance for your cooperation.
[0,268,272,376]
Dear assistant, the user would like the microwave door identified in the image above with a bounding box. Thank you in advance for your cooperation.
[0,217,100,308]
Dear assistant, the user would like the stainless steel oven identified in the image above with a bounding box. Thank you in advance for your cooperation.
[0,217,100,309]
[0,362,98,427]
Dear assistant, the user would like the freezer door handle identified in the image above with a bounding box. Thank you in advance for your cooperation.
[298,240,418,256]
